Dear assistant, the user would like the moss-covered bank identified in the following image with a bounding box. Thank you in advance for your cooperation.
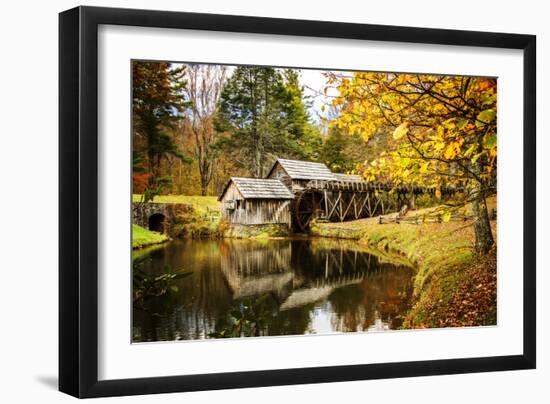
[222,223,291,239]
[132,224,168,249]
[171,207,222,238]
[310,204,497,328]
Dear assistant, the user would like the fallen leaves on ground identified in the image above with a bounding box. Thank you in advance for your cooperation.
[406,247,497,328]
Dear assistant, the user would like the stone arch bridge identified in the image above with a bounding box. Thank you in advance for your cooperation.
[132,202,193,237]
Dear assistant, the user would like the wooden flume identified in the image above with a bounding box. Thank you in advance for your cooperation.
[292,178,461,232]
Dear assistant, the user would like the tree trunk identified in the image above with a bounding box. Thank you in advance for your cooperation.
[471,189,494,255]
[200,176,208,196]
[199,160,209,196]
[409,193,416,210]
[147,150,157,188]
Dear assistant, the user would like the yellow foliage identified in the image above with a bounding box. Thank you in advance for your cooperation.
[393,122,409,140]
[328,72,497,191]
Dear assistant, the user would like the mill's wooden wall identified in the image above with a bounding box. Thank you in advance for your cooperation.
[267,163,293,190]
[220,183,292,226]
[225,200,292,225]
[220,182,243,206]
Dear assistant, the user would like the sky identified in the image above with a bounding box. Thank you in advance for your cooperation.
[297,68,338,123]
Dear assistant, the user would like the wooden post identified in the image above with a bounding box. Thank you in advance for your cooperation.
[338,191,344,221]
[324,189,328,218]
[367,193,372,217]
[409,192,416,210]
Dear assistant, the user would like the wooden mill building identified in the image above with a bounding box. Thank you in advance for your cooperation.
[219,158,438,230]
[218,177,294,226]
[219,158,372,229]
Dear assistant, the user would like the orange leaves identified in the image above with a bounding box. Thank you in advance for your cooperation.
[477,80,490,91]
[132,172,150,194]
[475,78,496,92]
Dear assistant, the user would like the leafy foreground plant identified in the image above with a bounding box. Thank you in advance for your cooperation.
[209,295,274,338]
[133,256,191,306]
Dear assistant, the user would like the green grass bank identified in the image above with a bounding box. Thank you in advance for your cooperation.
[132,224,168,249]
[132,194,220,213]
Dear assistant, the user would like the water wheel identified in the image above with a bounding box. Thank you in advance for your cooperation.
[293,189,322,232]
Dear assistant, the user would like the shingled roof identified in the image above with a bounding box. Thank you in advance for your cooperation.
[269,158,336,181]
[220,177,294,200]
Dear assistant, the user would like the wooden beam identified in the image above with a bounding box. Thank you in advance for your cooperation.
[338,191,344,221]
[357,193,370,217]
[343,193,356,219]
[366,193,373,217]
[373,195,382,215]
[328,191,342,220]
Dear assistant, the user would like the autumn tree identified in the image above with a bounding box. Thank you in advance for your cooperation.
[329,72,497,254]
[183,64,228,195]
[132,151,149,194]
[132,61,190,193]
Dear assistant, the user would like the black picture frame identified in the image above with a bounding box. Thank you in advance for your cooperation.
[59,5,536,398]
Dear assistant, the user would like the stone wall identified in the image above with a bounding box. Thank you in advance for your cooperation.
[132,202,193,237]
[223,223,291,238]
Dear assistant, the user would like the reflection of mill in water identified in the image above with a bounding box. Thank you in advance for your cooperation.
[219,239,401,311]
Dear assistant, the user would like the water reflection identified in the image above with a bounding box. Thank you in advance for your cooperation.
[132,238,413,342]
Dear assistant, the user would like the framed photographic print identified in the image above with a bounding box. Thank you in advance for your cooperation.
[59,6,536,398]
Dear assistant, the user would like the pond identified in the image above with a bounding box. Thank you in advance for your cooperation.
[132,238,414,342]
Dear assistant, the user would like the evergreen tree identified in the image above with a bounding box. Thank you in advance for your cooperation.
[281,69,323,161]
[320,127,375,174]
[320,127,351,172]
[216,66,322,177]
[132,61,191,190]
